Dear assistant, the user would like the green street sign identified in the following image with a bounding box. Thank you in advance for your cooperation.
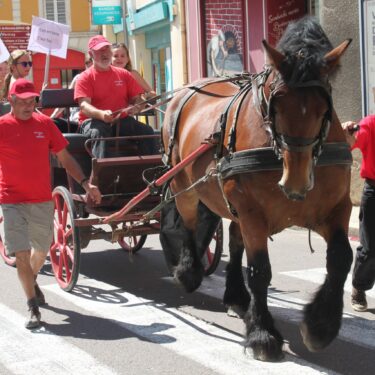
[92,0,122,25]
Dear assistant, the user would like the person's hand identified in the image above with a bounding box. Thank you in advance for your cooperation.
[82,181,102,204]
[341,121,359,147]
[100,110,114,123]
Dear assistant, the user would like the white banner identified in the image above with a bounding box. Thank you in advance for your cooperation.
[0,38,10,64]
[27,16,69,59]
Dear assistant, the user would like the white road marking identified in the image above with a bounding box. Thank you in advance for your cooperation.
[280,268,375,299]
[193,274,375,350]
[44,279,338,375]
[0,303,116,375]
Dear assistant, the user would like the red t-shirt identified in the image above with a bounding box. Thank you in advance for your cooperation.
[74,65,144,123]
[0,112,68,203]
[352,115,375,180]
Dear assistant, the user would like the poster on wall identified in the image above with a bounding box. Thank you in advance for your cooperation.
[204,0,244,77]
[266,0,306,46]
[361,0,375,115]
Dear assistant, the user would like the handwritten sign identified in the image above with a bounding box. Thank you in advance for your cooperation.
[0,38,10,63]
[266,0,306,46]
[27,16,69,58]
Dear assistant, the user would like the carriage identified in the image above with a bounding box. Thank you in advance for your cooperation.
[0,88,224,292]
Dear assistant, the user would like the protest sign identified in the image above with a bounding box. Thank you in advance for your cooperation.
[27,16,69,59]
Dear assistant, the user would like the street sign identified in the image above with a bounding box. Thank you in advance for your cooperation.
[0,24,31,52]
[92,0,122,25]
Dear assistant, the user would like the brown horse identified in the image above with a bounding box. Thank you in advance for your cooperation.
[160,17,353,361]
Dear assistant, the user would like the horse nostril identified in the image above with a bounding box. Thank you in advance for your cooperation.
[278,183,306,201]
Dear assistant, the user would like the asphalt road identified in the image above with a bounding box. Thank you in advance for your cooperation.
[0,221,374,375]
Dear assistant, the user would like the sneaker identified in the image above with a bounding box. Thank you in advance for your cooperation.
[25,306,41,329]
[351,288,368,312]
[34,282,46,306]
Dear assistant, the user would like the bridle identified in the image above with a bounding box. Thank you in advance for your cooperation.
[263,72,333,162]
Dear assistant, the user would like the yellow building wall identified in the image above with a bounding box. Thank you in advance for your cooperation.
[20,0,38,24]
[0,0,13,21]
[70,0,91,32]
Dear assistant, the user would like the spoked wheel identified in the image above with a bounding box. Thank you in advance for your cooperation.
[50,186,81,292]
[202,220,224,276]
[118,232,147,253]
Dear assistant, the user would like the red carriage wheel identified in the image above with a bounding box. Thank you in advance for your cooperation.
[202,220,223,276]
[0,233,16,267]
[50,186,81,292]
[118,233,147,253]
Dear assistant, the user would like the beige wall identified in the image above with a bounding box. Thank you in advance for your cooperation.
[320,0,363,204]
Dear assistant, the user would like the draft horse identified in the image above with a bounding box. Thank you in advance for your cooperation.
[160,17,353,361]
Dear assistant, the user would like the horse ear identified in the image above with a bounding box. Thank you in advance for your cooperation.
[262,40,285,71]
[323,39,352,74]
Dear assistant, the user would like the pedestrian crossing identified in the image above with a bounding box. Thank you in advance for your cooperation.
[0,265,373,374]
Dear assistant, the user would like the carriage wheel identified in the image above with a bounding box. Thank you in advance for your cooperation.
[50,186,81,292]
[0,234,16,267]
[118,234,147,253]
[202,220,224,276]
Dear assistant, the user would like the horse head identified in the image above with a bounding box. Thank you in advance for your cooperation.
[261,34,351,201]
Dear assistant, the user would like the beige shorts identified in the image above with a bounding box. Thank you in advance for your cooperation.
[1,201,54,256]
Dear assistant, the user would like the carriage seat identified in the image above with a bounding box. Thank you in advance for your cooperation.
[40,88,79,133]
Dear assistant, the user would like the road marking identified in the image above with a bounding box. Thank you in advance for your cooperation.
[0,303,116,375]
[194,274,375,350]
[45,279,337,375]
[280,268,375,299]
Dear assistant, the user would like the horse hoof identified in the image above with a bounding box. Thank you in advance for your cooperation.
[226,305,246,318]
[174,266,204,293]
[300,322,329,352]
[245,344,284,362]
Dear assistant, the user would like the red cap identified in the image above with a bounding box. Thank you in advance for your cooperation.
[88,35,111,51]
[9,79,39,100]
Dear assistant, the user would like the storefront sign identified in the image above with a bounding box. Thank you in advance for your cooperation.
[0,24,31,52]
[361,0,375,114]
[92,0,122,25]
[266,0,306,46]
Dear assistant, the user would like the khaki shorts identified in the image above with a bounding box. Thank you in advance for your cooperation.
[1,201,54,256]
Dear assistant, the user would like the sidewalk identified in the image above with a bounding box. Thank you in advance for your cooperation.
[349,205,360,239]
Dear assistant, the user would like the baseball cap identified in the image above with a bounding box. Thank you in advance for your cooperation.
[9,79,39,99]
[88,35,111,51]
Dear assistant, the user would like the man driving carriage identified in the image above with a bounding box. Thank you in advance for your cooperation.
[74,35,158,158]
[0,79,102,329]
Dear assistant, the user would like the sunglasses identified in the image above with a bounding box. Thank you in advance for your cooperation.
[16,61,33,68]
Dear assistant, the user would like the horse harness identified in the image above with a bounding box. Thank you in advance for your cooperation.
[161,69,352,216]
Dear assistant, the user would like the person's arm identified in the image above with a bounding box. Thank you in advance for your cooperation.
[78,97,114,123]
[130,70,155,96]
[56,148,102,204]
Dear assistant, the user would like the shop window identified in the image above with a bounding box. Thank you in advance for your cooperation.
[308,0,321,19]
[45,0,67,24]
[60,69,82,88]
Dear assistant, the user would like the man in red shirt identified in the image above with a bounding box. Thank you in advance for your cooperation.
[343,118,375,312]
[0,79,101,329]
[74,35,157,158]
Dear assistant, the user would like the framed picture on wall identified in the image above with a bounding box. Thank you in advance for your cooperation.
[360,0,375,115]
[203,0,245,77]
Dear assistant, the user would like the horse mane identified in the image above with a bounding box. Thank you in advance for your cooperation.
[276,16,334,85]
